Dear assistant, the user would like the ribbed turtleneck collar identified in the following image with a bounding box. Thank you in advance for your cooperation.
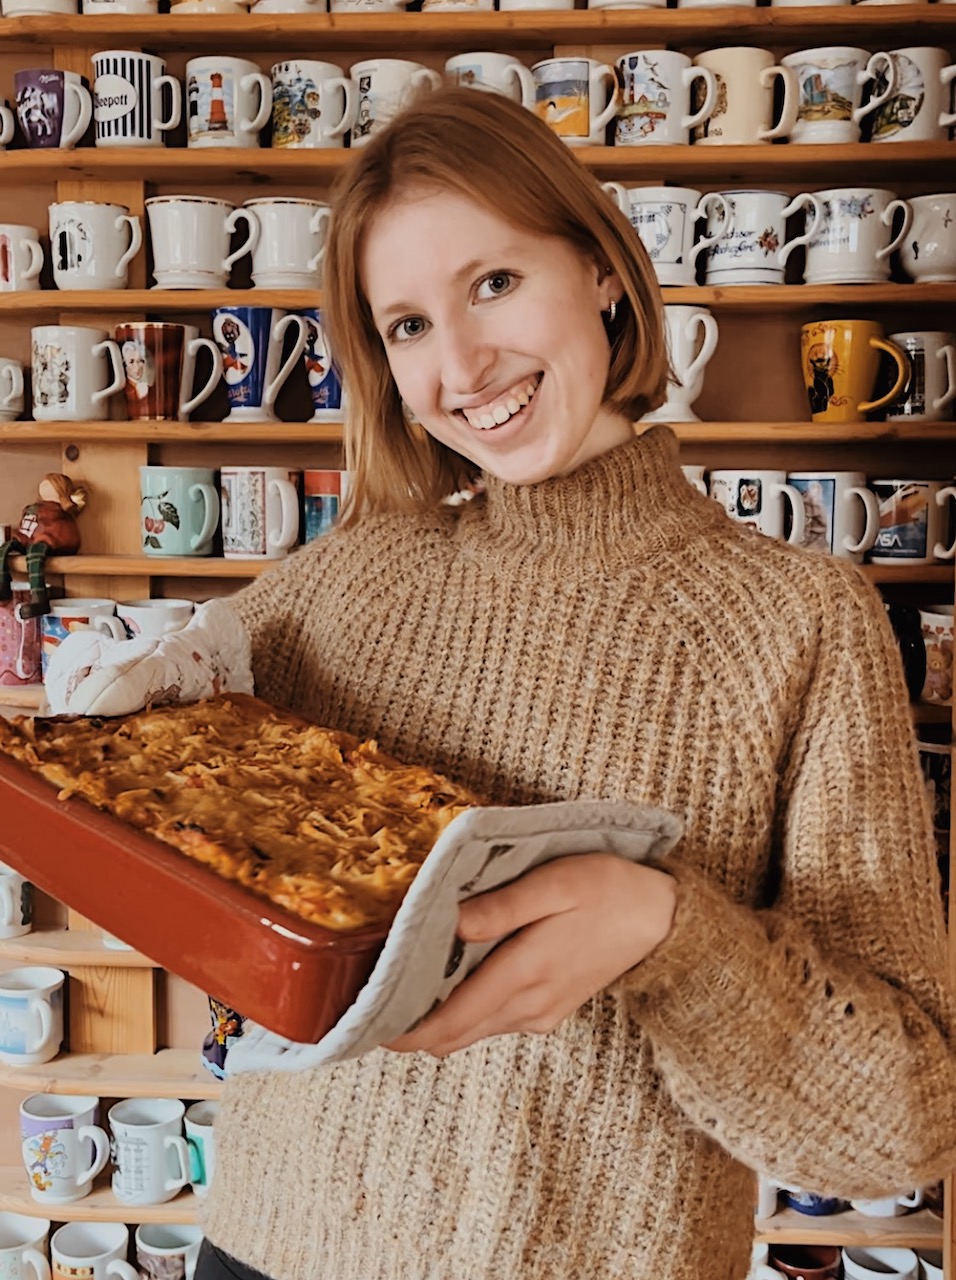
[457,425,723,566]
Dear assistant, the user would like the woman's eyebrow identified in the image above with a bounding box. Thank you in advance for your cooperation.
[375,245,526,323]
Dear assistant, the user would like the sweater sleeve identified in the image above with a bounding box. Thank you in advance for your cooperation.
[626,564,956,1198]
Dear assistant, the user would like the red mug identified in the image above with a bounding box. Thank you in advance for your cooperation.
[769,1244,842,1280]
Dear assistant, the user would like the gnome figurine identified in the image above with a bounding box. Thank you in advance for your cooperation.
[0,473,89,619]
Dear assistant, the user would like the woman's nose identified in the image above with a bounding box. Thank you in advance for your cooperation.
[439,321,496,399]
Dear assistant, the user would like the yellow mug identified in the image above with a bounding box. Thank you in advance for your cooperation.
[800,319,909,423]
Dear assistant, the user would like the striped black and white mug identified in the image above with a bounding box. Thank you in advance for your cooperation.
[92,50,182,148]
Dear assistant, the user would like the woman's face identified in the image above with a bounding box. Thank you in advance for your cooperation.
[361,188,631,486]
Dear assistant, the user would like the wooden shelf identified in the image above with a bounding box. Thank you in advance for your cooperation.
[0,1168,200,1223]
[0,1048,222,1100]
[10,554,273,578]
[0,141,952,185]
[755,1207,944,1250]
[0,928,154,968]
[0,7,954,51]
[913,703,954,726]
[0,289,319,315]
[860,566,954,586]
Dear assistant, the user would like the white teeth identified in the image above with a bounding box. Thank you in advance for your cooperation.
[507,397,521,413]
[524,381,537,398]
[493,404,510,425]
[516,390,529,406]
[460,374,541,430]
[480,413,495,429]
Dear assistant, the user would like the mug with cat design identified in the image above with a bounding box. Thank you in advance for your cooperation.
[800,319,909,423]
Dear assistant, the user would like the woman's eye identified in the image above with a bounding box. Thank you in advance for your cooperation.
[389,316,428,343]
[476,272,516,300]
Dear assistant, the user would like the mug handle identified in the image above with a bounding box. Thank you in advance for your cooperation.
[61,81,92,149]
[223,208,259,272]
[934,343,956,412]
[876,198,912,261]
[25,994,53,1056]
[412,68,443,95]
[91,340,126,405]
[939,64,956,128]
[2,361,24,409]
[163,1134,191,1194]
[601,182,629,216]
[113,213,143,279]
[320,77,358,140]
[778,193,823,266]
[105,1262,139,1280]
[854,50,896,122]
[76,1122,111,1188]
[264,315,308,410]
[188,483,220,553]
[505,63,537,110]
[682,66,716,131]
[0,104,14,147]
[898,1188,924,1210]
[267,479,300,551]
[682,310,718,388]
[155,74,182,132]
[0,879,15,927]
[758,65,798,141]
[22,1248,50,1280]
[92,615,127,641]
[240,72,273,134]
[845,485,881,555]
[180,338,224,417]
[933,485,956,560]
[690,192,730,263]
[306,206,331,271]
[858,337,909,414]
[589,64,619,134]
[22,236,43,282]
[775,484,806,546]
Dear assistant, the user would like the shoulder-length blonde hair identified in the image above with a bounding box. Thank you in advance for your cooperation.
[324,85,667,527]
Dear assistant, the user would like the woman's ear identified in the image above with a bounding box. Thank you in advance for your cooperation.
[594,260,624,310]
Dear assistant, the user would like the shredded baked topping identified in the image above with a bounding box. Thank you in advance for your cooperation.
[0,693,480,932]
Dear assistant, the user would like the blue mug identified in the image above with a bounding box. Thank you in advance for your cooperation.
[300,308,345,423]
[212,306,307,423]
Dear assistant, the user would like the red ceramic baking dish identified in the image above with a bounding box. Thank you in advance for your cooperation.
[0,753,388,1043]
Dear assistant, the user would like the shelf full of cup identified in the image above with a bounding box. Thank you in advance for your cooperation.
[0,1167,200,1225]
[0,141,954,186]
[2,7,956,52]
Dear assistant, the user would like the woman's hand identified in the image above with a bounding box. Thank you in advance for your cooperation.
[387,853,677,1058]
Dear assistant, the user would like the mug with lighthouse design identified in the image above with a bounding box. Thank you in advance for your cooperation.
[185,56,272,149]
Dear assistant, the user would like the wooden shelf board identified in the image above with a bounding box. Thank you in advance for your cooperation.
[0,141,953,185]
[0,7,954,50]
[10,554,273,578]
[755,1207,944,1250]
[671,421,956,444]
[0,1048,222,1100]
[859,566,954,586]
[0,928,155,969]
[913,703,954,726]
[0,288,320,315]
[0,1168,200,1223]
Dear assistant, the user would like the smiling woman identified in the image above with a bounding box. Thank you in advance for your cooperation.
[322,86,668,515]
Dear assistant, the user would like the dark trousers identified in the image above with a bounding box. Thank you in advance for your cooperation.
[195,1240,276,1280]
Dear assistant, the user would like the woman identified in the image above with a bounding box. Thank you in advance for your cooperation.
[47,88,956,1280]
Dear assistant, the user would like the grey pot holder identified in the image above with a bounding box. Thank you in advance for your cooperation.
[225,798,684,1075]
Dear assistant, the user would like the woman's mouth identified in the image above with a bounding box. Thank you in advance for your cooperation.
[456,372,543,432]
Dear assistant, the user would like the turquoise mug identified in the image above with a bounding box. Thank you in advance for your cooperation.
[139,466,219,558]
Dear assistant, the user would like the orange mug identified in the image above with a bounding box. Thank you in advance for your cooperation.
[801,319,909,423]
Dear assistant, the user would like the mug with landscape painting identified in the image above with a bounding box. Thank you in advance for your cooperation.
[532,58,618,146]
[866,47,956,144]
[613,50,715,146]
[779,47,894,143]
[787,471,879,562]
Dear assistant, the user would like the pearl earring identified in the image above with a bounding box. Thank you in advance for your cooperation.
[605,299,617,324]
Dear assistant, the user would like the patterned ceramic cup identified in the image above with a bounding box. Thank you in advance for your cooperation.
[139,466,220,558]
[19,1094,109,1205]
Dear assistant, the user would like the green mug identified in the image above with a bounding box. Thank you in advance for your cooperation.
[139,466,219,558]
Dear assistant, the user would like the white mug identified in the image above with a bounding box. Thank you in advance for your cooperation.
[867,479,956,564]
[886,332,956,421]
[51,1224,138,1280]
[350,59,441,148]
[330,0,405,10]
[850,1191,924,1216]
[135,1226,204,1280]
[602,184,729,287]
[868,47,956,143]
[898,194,956,284]
[0,966,64,1067]
[20,1094,110,1204]
[84,0,159,11]
[48,201,142,292]
[0,1213,50,1280]
[706,189,823,286]
[842,1248,920,1280]
[0,865,32,941]
[186,56,271,148]
[92,51,182,148]
[109,1098,190,1207]
[0,102,14,149]
[681,465,707,495]
[184,1100,218,1198]
[709,470,807,544]
[643,305,719,423]
[532,57,618,146]
[271,60,356,149]
[146,196,258,289]
[3,0,74,12]
[0,358,25,423]
[116,599,194,637]
[790,187,911,285]
[781,46,894,143]
[918,1253,944,1280]
[31,326,125,423]
[251,0,326,8]
[445,53,535,107]
[0,226,43,294]
[691,47,798,144]
[243,198,330,288]
[614,50,714,145]
[220,467,300,559]
[920,607,953,705]
[787,471,880,561]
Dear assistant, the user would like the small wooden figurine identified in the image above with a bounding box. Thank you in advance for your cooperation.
[0,473,89,619]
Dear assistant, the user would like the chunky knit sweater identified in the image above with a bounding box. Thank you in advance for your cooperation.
[202,426,956,1280]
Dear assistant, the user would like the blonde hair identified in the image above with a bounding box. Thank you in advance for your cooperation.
[324,86,667,527]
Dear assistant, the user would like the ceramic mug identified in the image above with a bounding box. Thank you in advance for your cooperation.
[186,56,271,148]
[116,599,194,637]
[800,319,909,422]
[212,306,308,422]
[116,322,223,422]
[867,479,956,564]
[40,600,124,675]
[184,1100,217,1199]
[850,1191,925,1216]
[108,1099,190,1207]
[0,102,14,149]
[0,358,25,422]
[532,57,618,146]
[681,465,707,496]
[0,585,41,686]
[350,59,441,148]
[135,1225,204,1280]
[271,60,357,149]
[918,1253,944,1280]
[48,201,142,292]
[19,1094,110,1205]
[0,967,64,1067]
[445,53,535,106]
[842,1248,920,1280]
[303,470,345,542]
[790,187,911,285]
[83,0,159,11]
[769,1245,841,1280]
[139,466,220,558]
[300,309,345,422]
[243,198,330,289]
[601,184,729,287]
[780,46,893,143]
[3,0,75,12]
[706,189,823,286]
[868,47,956,143]
[14,70,91,150]
[51,1223,138,1280]
[0,1213,50,1280]
[220,466,300,559]
[788,471,880,561]
[898,194,956,284]
[643,304,718,423]
[0,226,43,294]
[0,862,33,941]
[691,47,798,144]
[31,326,125,423]
[919,606,954,705]
[614,50,714,146]
[146,196,258,289]
[709,470,807,543]
[886,332,956,422]
[92,51,182,148]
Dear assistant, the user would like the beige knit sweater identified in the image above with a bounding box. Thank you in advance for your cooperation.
[203,426,956,1280]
